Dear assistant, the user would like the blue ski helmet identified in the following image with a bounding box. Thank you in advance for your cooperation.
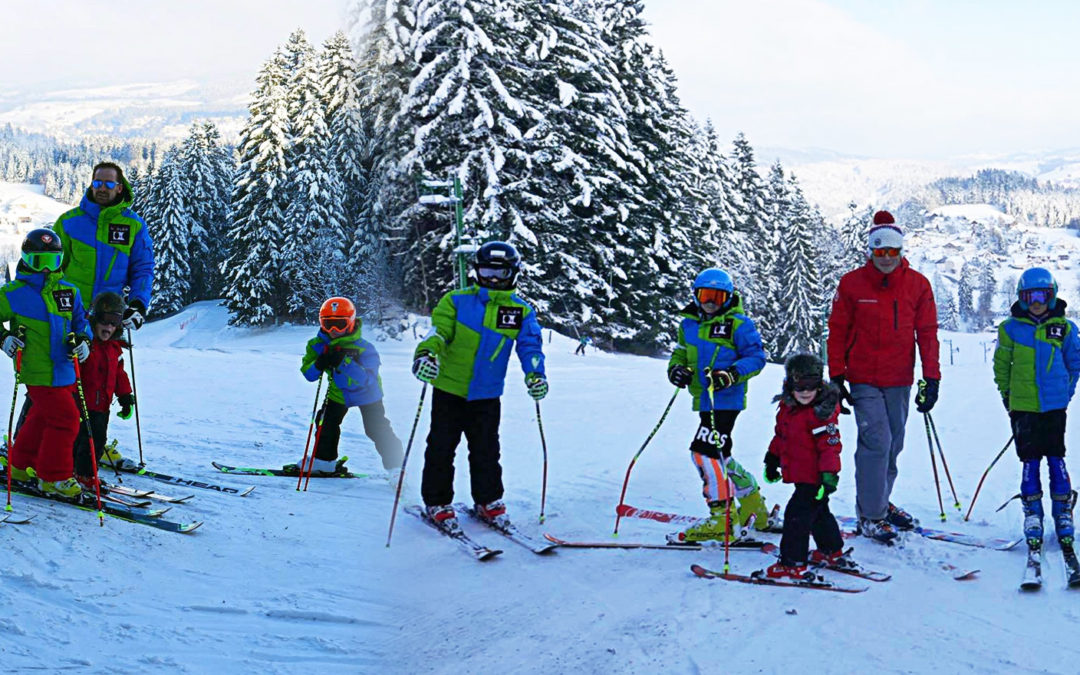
[1017,267,1057,310]
[692,268,734,312]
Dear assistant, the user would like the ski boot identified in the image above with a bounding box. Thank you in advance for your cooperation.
[474,499,511,528]
[736,488,772,532]
[810,548,857,572]
[885,502,918,531]
[668,500,740,544]
[765,561,813,581]
[283,456,348,476]
[38,477,83,499]
[1021,492,1044,550]
[1052,491,1080,587]
[425,504,461,535]
[0,456,35,483]
[857,517,898,544]
[99,441,140,472]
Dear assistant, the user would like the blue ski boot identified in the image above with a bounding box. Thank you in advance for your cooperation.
[1022,492,1044,550]
[1052,491,1076,546]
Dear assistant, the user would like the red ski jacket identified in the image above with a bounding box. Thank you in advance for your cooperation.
[766,386,842,485]
[81,338,132,413]
[827,258,940,387]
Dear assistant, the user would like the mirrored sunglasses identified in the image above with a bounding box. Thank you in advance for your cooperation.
[695,287,730,306]
[1020,288,1053,305]
[92,180,120,189]
[477,265,512,280]
[871,247,902,258]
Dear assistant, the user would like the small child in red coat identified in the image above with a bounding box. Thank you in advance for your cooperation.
[73,292,133,488]
[762,353,845,580]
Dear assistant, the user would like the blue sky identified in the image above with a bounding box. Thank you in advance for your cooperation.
[2,0,1079,159]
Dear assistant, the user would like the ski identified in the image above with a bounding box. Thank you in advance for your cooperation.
[616,503,784,533]
[119,465,255,496]
[104,482,194,504]
[0,513,35,525]
[456,504,557,554]
[101,492,153,508]
[212,460,367,479]
[543,533,777,553]
[811,548,891,582]
[404,505,501,561]
[1062,547,1080,588]
[9,482,198,533]
[1020,548,1043,591]
[941,564,980,581]
[836,515,1021,550]
[690,564,868,593]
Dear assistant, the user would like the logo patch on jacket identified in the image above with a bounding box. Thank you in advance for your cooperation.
[709,321,733,340]
[52,289,75,313]
[496,306,523,330]
[1047,324,1067,342]
[108,223,132,246]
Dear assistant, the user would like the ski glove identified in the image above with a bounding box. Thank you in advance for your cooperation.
[915,378,939,414]
[816,472,839,501]
[117,393,134,420]
[831,376,854,413]
[412,352,439,383]
[66,332,90,363]
[668,365,693,388]
[763,452,781,484]
[122,300,146,331]
[1,331,24,359]
[525,373,549,401]
[314,348,346,372]
[709,366,739,390]
[1001,391,1010,412]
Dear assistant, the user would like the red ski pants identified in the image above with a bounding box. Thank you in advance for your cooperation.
[11,384,79,482]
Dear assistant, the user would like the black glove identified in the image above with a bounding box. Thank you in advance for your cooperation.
[832,375,854,412]
[122,299,146,331]
[668,365,692,388]
[314,349,346,372]
[1001,392,1010,411]
[117,393,134,420]
[763,452,781,484]
[709,366,739,390]
[916,378,939,414]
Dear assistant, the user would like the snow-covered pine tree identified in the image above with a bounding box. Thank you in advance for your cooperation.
[934,273,960,331]
[999,274,1017,314]
[146,151,192,316]
[976,263,997,329]
[319,31,369,226]
[839,201,873,270]
[178,122,234,302]
[222,48,292,325]
[957,260,977,329]
[774,173,825,358]
[728,133,770,323]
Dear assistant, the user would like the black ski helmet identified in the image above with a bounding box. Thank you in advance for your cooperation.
[90,291,126,327]
[473,241,521,290]
[20,228,63,273]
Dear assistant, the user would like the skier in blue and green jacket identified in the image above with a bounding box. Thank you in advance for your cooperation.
[666,268,771,543]
[290,297,402,476]
[410,241,547,531]
[0,229,92,499]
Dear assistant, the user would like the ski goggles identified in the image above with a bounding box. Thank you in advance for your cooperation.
[1020,288,1054,305]
[695,287,730,307]
[871,247,902,258]
[21,250,63,272]
[791,377,823,392]
[476,265,513,280]
[91,180,120,190]
[95,312,122,327]
[320,317,351,334]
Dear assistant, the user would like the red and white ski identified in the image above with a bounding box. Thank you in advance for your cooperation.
[690,564,868,593]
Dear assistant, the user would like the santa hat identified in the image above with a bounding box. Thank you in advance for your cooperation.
[867,210,903,250]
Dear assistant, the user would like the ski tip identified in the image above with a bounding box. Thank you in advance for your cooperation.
[240,486,256,497]
[179,521,204,533]
[543,533,564,545]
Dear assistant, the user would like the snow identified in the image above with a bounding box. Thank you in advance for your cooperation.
[4,301,1080,671]
[929,203,1016,224]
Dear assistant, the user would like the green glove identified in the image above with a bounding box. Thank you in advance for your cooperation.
[117,393,134,420]
[815,472,839,501]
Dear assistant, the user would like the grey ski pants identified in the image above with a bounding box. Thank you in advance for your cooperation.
[851,383,911,521]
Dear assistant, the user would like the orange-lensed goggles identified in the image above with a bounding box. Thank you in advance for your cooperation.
[871,247,902,258]
[695,287,730,306]
[321,317,351,334]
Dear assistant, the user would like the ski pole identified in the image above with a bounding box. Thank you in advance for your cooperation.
[535,400,548,524]
[301,394,330,492]
[5,325,25,512]
[613,388,680,536]
[295,371,325,491]
[125,327,145,468]
[923,413,946,521]
[964,435,1014,521]
[927,413,961,512]
[69,335,104,526]
[386,383,428,548]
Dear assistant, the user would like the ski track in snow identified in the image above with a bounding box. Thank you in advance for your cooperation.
[4,301,1080,672]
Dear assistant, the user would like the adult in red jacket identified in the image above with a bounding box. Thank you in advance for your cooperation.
[72,292,133,486]
[827,210,940,543]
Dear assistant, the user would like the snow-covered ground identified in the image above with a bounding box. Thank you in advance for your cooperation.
[3,301,1079,673]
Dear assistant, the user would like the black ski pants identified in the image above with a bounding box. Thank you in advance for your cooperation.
[780,483,844,565]
[315,399,404,470]
[421,388,502,507]
[72,410,109,478]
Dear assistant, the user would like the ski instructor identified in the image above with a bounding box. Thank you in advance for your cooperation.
[827,210,940,544]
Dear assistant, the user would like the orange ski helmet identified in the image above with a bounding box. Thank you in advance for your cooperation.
[319,297,357,336]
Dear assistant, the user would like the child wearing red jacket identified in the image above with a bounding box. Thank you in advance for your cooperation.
[73,292,133,487]
[762,353,845,580]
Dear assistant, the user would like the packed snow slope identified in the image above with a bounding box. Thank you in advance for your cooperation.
[4,301,1080,673]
